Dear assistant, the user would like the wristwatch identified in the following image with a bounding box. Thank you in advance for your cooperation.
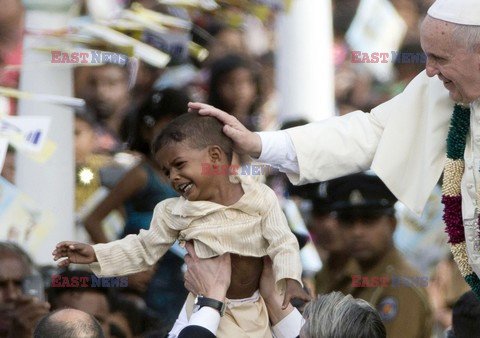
[193,295,226,317]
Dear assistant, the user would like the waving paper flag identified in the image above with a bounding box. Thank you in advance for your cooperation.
[0,176,54,252]
[0,86,85,108]
[129,3,192,29]
[0,115,56,165]
[80,23,171,68]
[157,0,219,10]
[0,116,50,153]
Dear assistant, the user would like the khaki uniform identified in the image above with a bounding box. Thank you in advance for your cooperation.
[350,248,433,338]
[315,257,359,296]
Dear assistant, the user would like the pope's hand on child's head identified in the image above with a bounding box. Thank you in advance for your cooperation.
[188,102,262,158]
[52,241,96,267]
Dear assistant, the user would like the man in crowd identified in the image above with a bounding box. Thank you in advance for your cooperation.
[48,270,111,337]
[307,182,359,295]
[326,173,432,338]
[82,63,131,153]
[0,242,50,338]
[33,308,105,338]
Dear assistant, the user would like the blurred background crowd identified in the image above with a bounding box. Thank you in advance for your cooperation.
[0,0,479,337]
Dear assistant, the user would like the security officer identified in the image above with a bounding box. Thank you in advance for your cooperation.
[307,182,360,296]
[327,173,433,338]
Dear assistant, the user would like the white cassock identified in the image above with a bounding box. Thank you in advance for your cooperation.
[257,70,480,279]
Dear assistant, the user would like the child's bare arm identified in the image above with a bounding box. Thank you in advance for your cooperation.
[283,278,312,309]
[52,241,96,267]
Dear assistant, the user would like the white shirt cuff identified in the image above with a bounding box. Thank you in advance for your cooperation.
[256,131,299,174]
[272,308,303,338]
[188,307,221,335]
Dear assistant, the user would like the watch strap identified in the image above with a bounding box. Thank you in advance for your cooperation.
[195,296,226,316]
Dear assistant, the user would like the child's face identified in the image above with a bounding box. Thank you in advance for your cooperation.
[156,142,222,202]
[74,118,96,164]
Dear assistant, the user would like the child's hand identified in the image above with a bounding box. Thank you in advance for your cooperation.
[52,241,96,267]
[283,279,312,309]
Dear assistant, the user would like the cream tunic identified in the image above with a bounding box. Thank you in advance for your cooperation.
[90,175,302,289]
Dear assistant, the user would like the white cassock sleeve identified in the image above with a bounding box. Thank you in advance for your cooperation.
[256,71,454,216]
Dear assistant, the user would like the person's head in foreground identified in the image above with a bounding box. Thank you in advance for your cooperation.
[300,292,386,338]
[0,242,35,335]
[152,112,236,203]
[421,0,480,104]
[48,270,110,336]
[450,291,480,338]
[33,308,105,338]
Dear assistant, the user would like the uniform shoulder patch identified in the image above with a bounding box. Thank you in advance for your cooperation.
[377,296,398,322]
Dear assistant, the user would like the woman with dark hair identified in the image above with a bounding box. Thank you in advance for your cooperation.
[208,53,263,131]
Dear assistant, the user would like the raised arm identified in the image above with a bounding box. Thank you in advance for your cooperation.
[89,201,179,276]
[260,185,303,284]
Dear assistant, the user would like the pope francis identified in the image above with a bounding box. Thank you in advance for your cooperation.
[189,0,480,298]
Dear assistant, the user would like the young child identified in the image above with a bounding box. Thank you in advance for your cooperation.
[53,112,310,337]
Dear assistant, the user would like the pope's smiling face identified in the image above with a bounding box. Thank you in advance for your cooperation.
[421,15,480,104]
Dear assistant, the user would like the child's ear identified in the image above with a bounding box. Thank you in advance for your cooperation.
[208,146,224,163]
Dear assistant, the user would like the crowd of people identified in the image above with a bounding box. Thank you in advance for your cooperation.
[2,0,480,337]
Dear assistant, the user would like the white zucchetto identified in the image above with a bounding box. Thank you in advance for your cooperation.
[428,0,480,25]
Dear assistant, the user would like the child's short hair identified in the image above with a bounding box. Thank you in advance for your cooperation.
[152,112,233,162]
